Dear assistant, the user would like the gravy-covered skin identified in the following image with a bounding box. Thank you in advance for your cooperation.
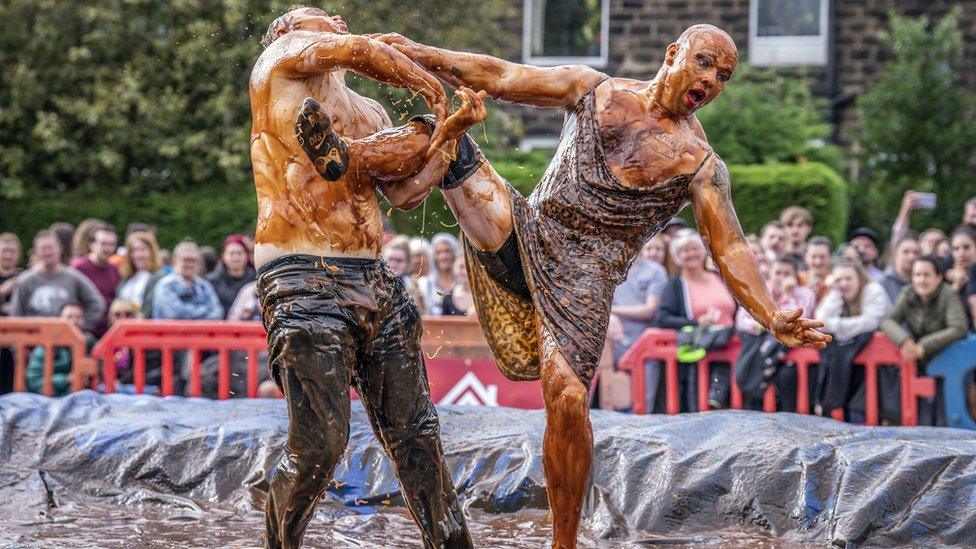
[249,8,451,267]
[250,8,478,549]
[376,25,831,549]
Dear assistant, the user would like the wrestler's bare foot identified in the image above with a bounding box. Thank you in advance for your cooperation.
[296,97,350,181]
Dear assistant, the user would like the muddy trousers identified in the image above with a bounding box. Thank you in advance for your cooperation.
[257,255,472,549]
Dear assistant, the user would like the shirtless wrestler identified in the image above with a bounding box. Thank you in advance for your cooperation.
[358,25,833,548]
[250,7,485,548]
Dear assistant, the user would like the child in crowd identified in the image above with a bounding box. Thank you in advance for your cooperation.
[26,301,96,396]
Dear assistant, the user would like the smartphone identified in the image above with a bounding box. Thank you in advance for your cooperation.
[915,192,937,209]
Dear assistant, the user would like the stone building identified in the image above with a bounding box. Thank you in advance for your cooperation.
[502,0,976,149]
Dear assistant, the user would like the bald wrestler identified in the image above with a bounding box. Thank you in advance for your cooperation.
[346,25,830,548]
[250,7,485,548]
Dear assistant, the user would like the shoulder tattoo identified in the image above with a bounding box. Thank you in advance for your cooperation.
[710,158,730,191]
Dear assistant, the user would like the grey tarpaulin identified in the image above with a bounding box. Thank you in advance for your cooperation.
[1,391,975,547]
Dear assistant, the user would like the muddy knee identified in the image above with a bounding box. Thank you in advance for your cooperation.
[541,353,591,430]
[545,382,590,427]
[275,434,347,485]
[380,405,441,460]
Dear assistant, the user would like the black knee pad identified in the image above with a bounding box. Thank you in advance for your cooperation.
[468,231,531,300]
[409,114,484,190]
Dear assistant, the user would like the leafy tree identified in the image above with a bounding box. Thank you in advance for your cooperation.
[697,64,841,170]
[0,0,513,200]
[855,8,976,234]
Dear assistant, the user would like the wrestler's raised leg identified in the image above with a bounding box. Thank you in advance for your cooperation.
[440,160,514,253]
[295,89,512,248]
[263,320,357,549]
[297,88,488,211]
[297,97,432,182]
[539,324,593,549]
[354,272,473,548]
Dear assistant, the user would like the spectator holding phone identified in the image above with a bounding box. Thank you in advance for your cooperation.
[891,190,938,252]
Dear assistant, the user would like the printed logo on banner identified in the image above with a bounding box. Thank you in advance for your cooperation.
[438,372,499,406]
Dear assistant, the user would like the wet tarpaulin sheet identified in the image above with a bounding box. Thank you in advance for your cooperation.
[1,391,975,547]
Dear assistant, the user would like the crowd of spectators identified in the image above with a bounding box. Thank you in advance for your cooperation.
[2,193,976,425]
[0,220,275,397]
[597,192,976,427]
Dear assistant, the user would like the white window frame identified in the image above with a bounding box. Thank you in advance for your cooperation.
[522,0,609,68]
[749,0,829,67]
[519,136,559,151]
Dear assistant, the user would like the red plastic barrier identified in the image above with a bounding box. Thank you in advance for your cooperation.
[90,318,544,407]
[0,318,96,396]
[91,320,268,398]
[618,329,937,426]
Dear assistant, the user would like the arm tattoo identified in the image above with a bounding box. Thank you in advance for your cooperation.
[710,157,730,191]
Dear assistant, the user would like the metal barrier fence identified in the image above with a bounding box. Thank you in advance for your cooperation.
[617,328,939,426]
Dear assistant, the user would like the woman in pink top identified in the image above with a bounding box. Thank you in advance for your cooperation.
[657,230,738,411]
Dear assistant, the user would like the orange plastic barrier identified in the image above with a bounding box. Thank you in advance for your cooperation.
[90,317,495,400]
[91,320,268,398]
[0,317,97,396]
[618,329,937,426]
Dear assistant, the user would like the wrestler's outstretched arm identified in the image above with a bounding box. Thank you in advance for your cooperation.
[691,154,832,350]
[372,34,607,108]
[269,31,450,120]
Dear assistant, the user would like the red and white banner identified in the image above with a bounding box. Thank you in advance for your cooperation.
[427,358,544,409]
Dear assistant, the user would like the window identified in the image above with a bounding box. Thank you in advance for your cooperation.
[749,0,829,67]
[523,0,609,67]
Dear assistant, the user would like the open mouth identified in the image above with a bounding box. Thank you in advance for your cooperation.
[685,88,706,109]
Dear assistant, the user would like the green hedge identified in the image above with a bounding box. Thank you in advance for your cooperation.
[0,183,257,251]
[0,157,847,253]
[725,162,849,245]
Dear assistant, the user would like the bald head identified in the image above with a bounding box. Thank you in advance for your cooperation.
[654,24,738,117]
[676,24,737,56]
[261,6,348,48]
